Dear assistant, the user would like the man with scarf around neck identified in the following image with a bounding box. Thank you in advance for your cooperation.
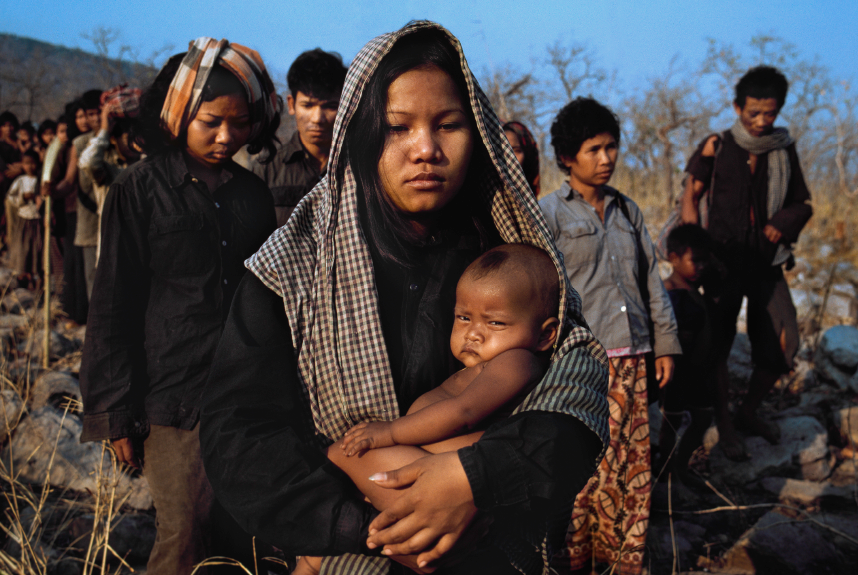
[680,66,812,460]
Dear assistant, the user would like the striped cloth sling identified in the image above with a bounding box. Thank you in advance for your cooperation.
[246,21,610,575]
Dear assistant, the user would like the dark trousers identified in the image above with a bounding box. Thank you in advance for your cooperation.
[718,264,799,375]
[60,212,89,324]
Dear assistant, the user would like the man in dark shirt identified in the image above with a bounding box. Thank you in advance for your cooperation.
[249,49,347,226]
[0,110,22,200]
[681,66,812,460]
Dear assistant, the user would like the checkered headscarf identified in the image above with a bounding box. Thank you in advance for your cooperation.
[246,22,609,573]
[160,37,279,143]
[101,85,143,119]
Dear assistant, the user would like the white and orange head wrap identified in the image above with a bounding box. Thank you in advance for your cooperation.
[160,37,280,143]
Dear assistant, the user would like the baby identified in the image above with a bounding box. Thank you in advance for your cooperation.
[296,243,561,574]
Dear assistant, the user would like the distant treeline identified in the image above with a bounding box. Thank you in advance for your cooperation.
[2,30,855,203]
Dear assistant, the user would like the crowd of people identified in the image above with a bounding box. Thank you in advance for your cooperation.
[0,19,812,575]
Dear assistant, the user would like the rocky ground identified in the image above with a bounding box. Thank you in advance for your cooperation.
[1,256,857,574]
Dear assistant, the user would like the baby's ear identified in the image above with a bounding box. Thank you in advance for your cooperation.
[536,317,561,352]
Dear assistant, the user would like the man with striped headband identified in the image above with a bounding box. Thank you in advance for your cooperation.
[80,37,280,574]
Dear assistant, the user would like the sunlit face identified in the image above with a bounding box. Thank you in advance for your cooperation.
[504,130,526,166]
[75,109,89,133]
[377,65,474,226]
[85,108,101,132]
[669,248,708,284]
[450,272,550,368]
[56,123,69,145]
[562,132,618,194]
[287,91,338,150]
[185,93,251,169]
[734,96,780,137]
[21,155,38,176]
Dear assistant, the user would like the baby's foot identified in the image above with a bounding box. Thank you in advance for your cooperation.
[292,556,322,575]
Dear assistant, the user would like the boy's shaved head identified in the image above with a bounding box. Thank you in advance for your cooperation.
[464,244,560,320]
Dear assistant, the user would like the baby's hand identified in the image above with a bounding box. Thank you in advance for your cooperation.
[341,421,395,456]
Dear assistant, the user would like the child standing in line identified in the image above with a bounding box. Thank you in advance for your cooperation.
[658,223,719,485]
[295,244,562,575]
[6,149,43,288]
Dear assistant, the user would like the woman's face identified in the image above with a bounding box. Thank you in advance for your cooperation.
[56,123,69,145]
[504,130,526,166]
[41,128,56,147]
[75,108,89,133]
[185,93,251,170]
[562,132,618,194]
[377,65,474,223]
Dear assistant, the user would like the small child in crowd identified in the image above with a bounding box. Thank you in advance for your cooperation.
[295,243,562,575]
[6,149,43,287]
[658,223,719,486]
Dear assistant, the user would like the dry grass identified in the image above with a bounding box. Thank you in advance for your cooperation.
[0,279,133,575]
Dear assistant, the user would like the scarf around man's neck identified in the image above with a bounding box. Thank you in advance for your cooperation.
[730,119,795,265]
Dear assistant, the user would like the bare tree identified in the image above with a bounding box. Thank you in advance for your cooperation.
[545,39,607,103]
[624,58,716,206]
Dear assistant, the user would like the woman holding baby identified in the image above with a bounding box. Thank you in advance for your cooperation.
[201,22,609,574]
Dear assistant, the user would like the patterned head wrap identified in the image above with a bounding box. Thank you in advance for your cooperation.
[101,85,143,119]
[503,120,540,195]
[160,37,279,143]
[245,22,609,573]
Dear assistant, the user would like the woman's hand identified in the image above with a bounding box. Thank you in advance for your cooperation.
[366,451,477,569]
[655,355,675,388]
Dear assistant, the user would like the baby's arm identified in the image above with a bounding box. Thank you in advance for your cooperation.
[341,349,545,456]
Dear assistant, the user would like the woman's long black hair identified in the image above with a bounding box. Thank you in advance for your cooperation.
[342,28,497,267]
[134,53,281,159]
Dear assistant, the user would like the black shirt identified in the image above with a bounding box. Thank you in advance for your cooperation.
[249,130,323,227]
[685,131,812,266]
[80,148,276,441]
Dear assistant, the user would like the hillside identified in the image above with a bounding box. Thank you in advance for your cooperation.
[0,33,157,122]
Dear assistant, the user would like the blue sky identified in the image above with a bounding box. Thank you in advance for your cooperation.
[4,0,856,97]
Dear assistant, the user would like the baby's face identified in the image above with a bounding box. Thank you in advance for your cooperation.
[450,273,546,368]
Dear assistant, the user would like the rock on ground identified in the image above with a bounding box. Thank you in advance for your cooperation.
[1,406,152,510]
[760,477,857,507]
[1,287,36,314]
[707,509,847,575]
[29,370,81,411]
[20,329,78,364]
[709,416,830,484]
[1,389,24,441]
[814,325,858,393]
